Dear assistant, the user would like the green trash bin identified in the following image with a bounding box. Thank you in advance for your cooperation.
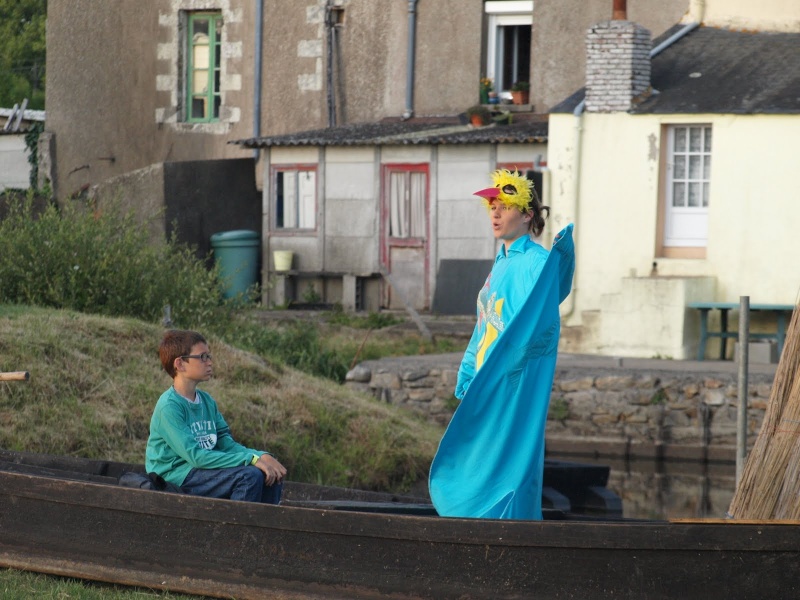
[210,229,260,300]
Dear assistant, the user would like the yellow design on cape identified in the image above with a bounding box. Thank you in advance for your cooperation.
[476,297,504,370]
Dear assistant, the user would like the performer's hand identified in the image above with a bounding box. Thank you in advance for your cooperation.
[255,454,287,485]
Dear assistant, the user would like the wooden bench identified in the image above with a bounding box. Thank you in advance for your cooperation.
[687,302,796,361]
[269,270,378,311]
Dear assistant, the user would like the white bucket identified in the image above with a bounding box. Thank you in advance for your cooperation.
[273,250,294,272]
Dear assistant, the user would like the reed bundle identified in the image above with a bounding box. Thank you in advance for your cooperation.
[728,304,800,519]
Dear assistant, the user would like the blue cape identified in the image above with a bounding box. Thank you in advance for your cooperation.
[429,224,574,520]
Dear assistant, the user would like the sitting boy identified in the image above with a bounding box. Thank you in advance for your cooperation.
[145,329,286,503]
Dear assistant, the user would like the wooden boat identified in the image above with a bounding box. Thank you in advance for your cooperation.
[1,449,798,600]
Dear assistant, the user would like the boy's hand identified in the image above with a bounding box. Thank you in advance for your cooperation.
[254,454,287,485]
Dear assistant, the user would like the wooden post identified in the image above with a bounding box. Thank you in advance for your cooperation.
[736,296,750,485]
[0,371,30,381]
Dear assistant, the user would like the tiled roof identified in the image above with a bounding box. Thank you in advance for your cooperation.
[232,115,548,148]
[551,25,800,115]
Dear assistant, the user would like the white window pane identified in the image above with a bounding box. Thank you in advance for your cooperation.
[688,182,700,207]
[703,155,711,179]
[672,182,685,206]
[674,155,686,179]
[689,127,702,152]
[704,128,712,152]
[674,127,686,151]
[702,182,709,207]
[689,155,701,179]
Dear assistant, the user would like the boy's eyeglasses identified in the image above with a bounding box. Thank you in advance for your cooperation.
[181,353,213,363]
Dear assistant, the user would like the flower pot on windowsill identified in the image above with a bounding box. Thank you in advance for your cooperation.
[511,90,530,105]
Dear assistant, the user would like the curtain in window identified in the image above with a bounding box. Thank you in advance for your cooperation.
[389,172,407,238]
[282,171,299,228]
[409,172,426,238]
[298,171,316,228]
[389,171,426,239]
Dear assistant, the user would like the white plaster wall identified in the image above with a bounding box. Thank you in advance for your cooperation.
[380,146,432,164]
[600,276,716,359]
[548,111,800,357]
[269,147,319,164]
[325,159,378,273]
[0,136,30,190]
[497,143,548,168]
[436,145,498,261]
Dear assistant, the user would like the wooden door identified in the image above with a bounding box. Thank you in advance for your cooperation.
[381,165,429,310]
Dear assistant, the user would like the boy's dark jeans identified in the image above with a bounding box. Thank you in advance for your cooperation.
[181,465,283,504]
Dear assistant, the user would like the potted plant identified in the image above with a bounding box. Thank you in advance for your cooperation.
[510,80,530,105]
[466,104,491,127]
[479,77,493,104]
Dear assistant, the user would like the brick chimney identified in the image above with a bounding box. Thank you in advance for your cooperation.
[585,15,652,112]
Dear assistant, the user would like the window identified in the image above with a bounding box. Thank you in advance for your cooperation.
[663,125,712,251]
[484,1,532,97]
[388,169,427,239]
[186,12,222,122]
[274,167,317,230]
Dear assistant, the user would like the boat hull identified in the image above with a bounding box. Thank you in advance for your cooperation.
[1,454,798,599]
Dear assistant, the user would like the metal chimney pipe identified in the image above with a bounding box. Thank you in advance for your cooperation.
[613,0,627,20]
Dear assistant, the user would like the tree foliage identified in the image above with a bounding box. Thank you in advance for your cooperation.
[0,0,47,109]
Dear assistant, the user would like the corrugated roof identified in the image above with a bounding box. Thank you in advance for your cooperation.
[551,25,800,115]
[232,115,548,148]
[0,106,45,134]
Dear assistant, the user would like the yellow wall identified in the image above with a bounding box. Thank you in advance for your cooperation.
[700,0,800,31]
[549,112,800,357]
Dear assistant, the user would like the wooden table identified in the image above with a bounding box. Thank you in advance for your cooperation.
[687,302,796,361]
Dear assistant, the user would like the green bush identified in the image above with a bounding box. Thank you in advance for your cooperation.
[0,194,225,328]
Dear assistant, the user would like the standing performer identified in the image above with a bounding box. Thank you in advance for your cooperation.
[429,169,575,520]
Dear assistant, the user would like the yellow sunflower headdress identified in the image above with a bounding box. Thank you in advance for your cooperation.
[473,169,533,212]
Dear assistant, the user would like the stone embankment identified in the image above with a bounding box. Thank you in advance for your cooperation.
[345,353,778,463]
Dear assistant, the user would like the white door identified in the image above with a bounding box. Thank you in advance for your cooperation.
[664,125,712,247]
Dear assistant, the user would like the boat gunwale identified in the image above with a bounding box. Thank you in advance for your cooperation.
[3,468,800,553]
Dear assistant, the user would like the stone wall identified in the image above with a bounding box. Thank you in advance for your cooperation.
[345,353,777,463]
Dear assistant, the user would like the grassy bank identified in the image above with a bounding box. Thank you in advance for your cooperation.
[0,304,447,492]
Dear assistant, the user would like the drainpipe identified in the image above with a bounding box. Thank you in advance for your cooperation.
[402,0,419,120]
[560,2,703,319]
[253,0,264,159]
[325,0,337,126]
